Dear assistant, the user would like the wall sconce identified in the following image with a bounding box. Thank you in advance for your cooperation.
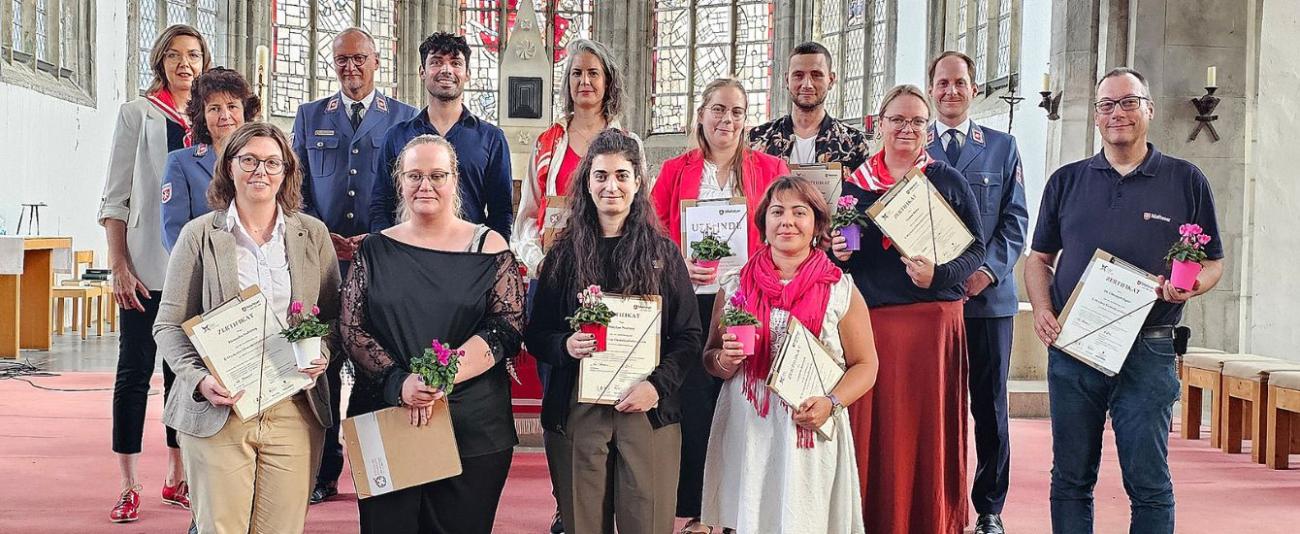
[998,73,1026,134]
[1038,73,1062,120]
[1189,67,1220,142]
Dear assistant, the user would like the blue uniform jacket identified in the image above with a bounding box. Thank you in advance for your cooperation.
[292,91,419,238]
[926,121,1028,318]
[160,143,217,252]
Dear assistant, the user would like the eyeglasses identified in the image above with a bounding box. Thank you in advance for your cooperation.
[232,155,285,175]
[334,54,372,67]
[884,115,929,132]
[705,104,747,121]
[1094,96,1150,114]
[163,51,204,64]
[401,171,451,186]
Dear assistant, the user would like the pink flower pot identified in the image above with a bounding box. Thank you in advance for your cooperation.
[727,324,757,355]
[1170,260,1202,292]
[580,323,608,352]
[694,259,721,270]
[839,225,862,251]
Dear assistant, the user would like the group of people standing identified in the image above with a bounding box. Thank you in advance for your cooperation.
[97,19,1222,534]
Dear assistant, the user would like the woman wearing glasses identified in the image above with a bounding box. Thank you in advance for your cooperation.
[649,77,789,534]
[340,135,525,534]
[832,85,986,534]
[153,122,340,533]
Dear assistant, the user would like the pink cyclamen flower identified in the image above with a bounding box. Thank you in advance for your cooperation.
[311,305,320,316]
[837,195,857,210]
[588,285,602,297]
[1198,234,1212,245]
[1187,224,1203,236]
[728,292,747,309]
[290,301,304,315]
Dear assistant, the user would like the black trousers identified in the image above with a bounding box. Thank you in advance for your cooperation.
[112,291,179,453]
[676,293,720,518]
[315,351,346,486]
[966,316,1014,514]
[358,448,513,534]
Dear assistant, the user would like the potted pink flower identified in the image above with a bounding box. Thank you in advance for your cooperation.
[1165,223,1212,291]
[281,301,329,369]
[720,292,760,355]
[409,339,464,394]
[566,285,616,352]
[689,231,733,270]
[831,195,869,251]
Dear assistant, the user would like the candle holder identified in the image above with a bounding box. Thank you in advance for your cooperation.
[1189,86,1220,142]
[1038,90,1062,121]
[998,74,1027,134]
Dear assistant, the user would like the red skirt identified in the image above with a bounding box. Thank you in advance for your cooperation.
[849,300,968,534]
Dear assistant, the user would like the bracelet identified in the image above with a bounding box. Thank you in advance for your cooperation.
[714,352,731,372]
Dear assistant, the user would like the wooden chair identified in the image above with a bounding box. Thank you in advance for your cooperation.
[1221,360,1300,462]
[1265,370,1300,469]
[1180,351,1275,447]
[50,250,111,338]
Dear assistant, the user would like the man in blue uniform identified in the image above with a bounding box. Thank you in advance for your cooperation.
[926,51,1028,534]
[368,32,514,238]
[291,27,418,505]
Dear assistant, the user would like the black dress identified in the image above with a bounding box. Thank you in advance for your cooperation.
[341,230,525,534]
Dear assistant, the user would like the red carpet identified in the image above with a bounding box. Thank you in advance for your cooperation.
[3,372,1300,533]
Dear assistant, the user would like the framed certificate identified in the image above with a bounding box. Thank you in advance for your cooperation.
[578,294,663,405]
[790,162,843,204]
[767,317,845,440]
[182,286,313,421]
[1053,249,1161,376]
[865,168,975,264]
[680,198,749,295]
[542,195,570,252]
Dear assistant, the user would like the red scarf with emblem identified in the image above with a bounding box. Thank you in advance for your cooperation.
[147,89,194,148]
[845,149,932,249]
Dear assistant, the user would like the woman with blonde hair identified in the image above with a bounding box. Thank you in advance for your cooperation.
[98,23,211,523]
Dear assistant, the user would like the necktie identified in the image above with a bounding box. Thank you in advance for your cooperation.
[944,130,962,164]
[350,102,364,130]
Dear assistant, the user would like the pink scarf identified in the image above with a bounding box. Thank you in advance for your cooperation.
[737,245,842,448]
[147,89,194,148]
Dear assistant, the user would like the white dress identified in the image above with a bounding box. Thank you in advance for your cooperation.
[701,273,865,534]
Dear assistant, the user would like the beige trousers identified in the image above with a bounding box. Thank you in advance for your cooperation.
[179,395,323,534]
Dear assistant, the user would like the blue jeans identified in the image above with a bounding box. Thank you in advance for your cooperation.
[1048,336,1180,534]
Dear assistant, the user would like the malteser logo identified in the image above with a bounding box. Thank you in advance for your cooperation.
[374,475,388,488]
[1143,212,1171,223]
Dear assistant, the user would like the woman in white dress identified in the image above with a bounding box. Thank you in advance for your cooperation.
[700,175,879,534]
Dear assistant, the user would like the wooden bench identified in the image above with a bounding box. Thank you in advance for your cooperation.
[1265,370,1300,469]
[1221,360,1300,462]
[1180,352,1276,447]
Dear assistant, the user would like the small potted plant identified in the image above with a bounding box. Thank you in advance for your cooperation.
[566,285,616,352]
[831,195,869,251]
[720,292,760,355]
[281,301,330,369]
[409,338,464,394]
[1165,223,1212,292]
[689,231,733,270]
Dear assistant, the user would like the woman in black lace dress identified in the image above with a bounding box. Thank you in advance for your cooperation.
[339,134,525,534]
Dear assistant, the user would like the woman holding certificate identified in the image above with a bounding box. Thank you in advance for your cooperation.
[833,85,986,534]
[700,176,879,534]
[153,122,340,533]
[649,77,788,533]
[340,134,525,534]
[526,129,702,534]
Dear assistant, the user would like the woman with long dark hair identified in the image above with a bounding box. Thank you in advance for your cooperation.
[527,129,702,533]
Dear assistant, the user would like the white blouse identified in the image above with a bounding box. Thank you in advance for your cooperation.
[224,207,292,321]
[698,160,735,200]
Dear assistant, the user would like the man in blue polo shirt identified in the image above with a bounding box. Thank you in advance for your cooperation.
[1026,67,1224,534]
[369,32,513,237]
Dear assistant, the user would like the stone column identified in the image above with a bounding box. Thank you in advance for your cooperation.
[1044,0,1100,173]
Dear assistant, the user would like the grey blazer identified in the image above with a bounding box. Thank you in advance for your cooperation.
[153,209,342,438]
[98,98,174,290]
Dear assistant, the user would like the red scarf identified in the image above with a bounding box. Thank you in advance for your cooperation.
[846,150,932,249]
[737,245,842,448]
[148,89,194,148]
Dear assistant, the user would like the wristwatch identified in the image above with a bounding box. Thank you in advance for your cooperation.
[826,393,845,417]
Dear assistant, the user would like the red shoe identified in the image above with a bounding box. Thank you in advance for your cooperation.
[162,480,191,510]
[110,485,141,523]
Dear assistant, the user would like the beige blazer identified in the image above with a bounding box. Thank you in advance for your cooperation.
[98,97,174,290]
[153,209,342,438]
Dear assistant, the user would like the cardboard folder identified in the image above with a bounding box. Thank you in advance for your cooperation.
[342,404,463,499]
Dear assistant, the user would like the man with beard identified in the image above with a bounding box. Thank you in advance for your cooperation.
[291,27,418,506]
[748,41,871,185]
[924,50,1027,534]
[369,32,513,238]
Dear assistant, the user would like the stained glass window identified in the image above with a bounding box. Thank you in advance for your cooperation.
[996,0,1012,79]
[271,0,401,116]
[10,0,24,54]
[650,0,774,135]
[949,0,1017,85]
[973,0,988,84]
[34,0,47,62]
[137,0,224,92]
[58,0,74,72]
[812,0,891,121]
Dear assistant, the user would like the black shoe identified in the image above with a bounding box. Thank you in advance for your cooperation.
[187,520,198,534]
[974,513,1005,534]
[309,483,338,505]
[549,511,564,533]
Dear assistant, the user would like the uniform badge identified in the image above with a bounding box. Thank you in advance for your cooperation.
[971,127,985,145]
[314,129,335,136]
[1015,163,1023,186]
[326,98,339,112]
[926,128,936,146]
[160,183,173,204]
[195,144,208,156]
[376,97,388,113]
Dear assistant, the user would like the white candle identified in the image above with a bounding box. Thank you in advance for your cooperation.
[1206,66,1217,88]
[1041,73,1050,92]
[256,45,270,120]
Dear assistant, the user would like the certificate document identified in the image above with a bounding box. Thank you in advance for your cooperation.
[866,169,975,264]
[681,198,749,295]
[790,163,843,205]
[182,286,312,420]
[767,317,845,440]
[542,195,570,253]
[1053,250,1161,376]
[578,295,662,405]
